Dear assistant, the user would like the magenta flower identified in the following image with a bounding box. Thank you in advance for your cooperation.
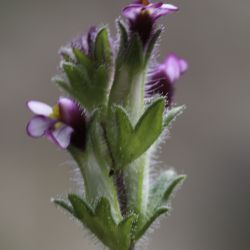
[146,54,188,107]
[123,0,178,45]
[26,97,86,149]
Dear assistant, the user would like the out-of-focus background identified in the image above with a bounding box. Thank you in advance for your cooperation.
[0,0,250,249]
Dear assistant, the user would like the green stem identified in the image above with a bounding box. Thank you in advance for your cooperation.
[124,155,149,214]
[113,169,127,216]
[101,122,128,216]
[69,146,122,221]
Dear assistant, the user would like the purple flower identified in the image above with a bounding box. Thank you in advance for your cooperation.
[123,0,178,46]
[146,54,188,107]
[59,26,97,59]
[26,97,86,149]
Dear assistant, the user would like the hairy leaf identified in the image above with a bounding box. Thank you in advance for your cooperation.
[52,198,74,215]
[123,98,165,164]
[112,98,165,167]
[66,194,137,250]
[73,48,93,73]
[164,105,186,127]
[115,106,133,151]
[134,171,185,240]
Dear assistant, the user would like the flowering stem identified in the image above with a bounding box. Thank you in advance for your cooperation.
[27,1,189,249]
[113,169,128,216]
[69,146,122,221]
[101,122,128,216]
[124,155,149,214]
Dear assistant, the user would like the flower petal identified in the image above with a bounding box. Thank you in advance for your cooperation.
[58,97,85,127]
[122,5,143,20]
[26,115,52,138]
[179,59,189,73]
[27,100,52,116]
[47,125,74,149]
[165,56,181,82]
[150,3,179,20]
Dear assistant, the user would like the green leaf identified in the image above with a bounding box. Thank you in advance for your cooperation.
[123,98,165,164]
[144,28,162,65]
[73,48,93,72]
[135,171,185,240]
[57,61,110,110]
[53,76,73,96]
[67,194,137,250]
[164,105,186,127]
[94,27,112,67]
[134,207,168,241]
[149,171,186,210]
[93,65,108,90]
[52,198,74,215]
[115,106,133,151]
[63,62,89,90]
[112,99,165,167]
[68,194,94,221]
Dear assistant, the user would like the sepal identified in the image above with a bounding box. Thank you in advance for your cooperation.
[116,20,129,66]
[125,33,144,72]
[108,24,145,121]
[144,28,162,65]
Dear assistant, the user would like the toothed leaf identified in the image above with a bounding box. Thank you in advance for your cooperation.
[68,195,137,250]
[149,171,185,210]
[121,98,165,165]
[68,194,94,221]
[135,171,185,240]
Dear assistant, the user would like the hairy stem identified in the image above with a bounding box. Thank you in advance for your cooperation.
[101,122,128,216]
[114,169,127,216]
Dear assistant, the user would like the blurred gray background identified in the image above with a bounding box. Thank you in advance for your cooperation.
[0,0,250,249]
